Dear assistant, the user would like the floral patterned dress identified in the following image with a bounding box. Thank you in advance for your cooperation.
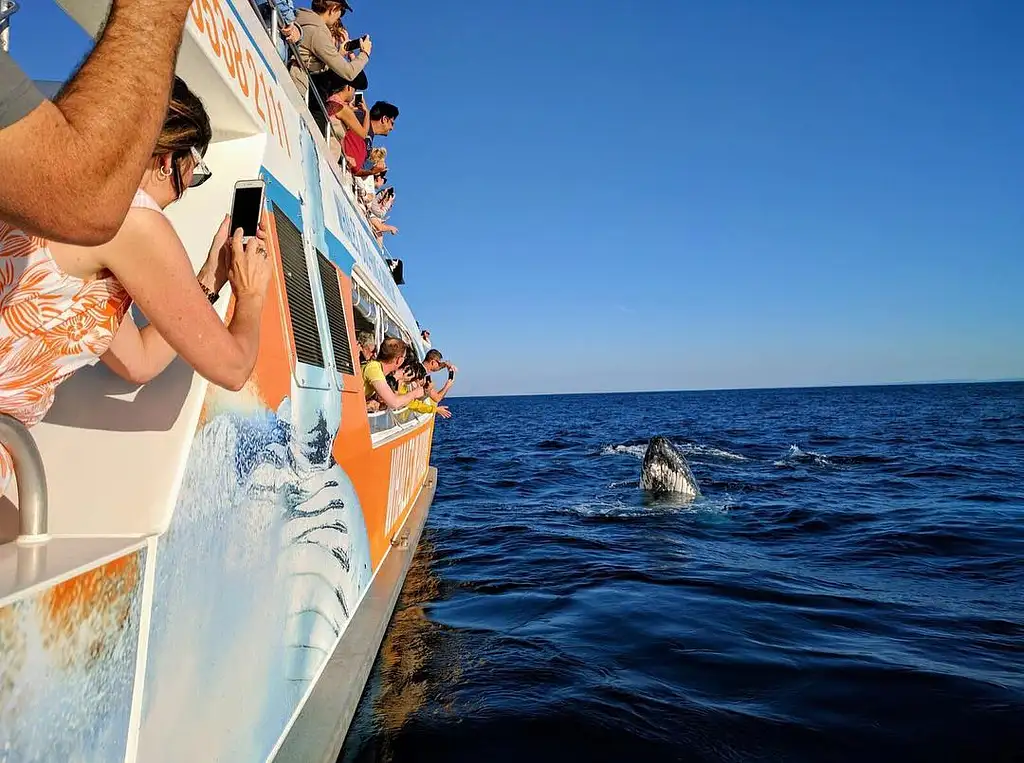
[0,191,162,492]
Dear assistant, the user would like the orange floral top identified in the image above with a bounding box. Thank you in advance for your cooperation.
[0,191,161,492]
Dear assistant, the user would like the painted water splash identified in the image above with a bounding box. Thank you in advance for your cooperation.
[0,554,144,763]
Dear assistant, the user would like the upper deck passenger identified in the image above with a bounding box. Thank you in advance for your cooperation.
[289,0,371,96]
[0,78,272,495]
[0,0,203,245]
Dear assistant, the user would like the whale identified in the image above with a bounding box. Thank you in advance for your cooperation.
[640,436,701,498]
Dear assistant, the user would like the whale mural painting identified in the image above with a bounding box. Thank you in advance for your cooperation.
[138,376,372,762]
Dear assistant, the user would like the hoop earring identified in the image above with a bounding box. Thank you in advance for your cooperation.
[157,166,173,181]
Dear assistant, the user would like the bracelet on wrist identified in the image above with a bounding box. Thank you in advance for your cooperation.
[199,281,220,304]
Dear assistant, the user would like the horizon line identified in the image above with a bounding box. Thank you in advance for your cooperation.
[446,377,1024,400]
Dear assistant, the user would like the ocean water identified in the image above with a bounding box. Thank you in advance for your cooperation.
[342,383,1024,763]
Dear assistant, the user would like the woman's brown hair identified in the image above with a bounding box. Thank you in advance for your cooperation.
[154,77,212,196]
[312,0,345,14]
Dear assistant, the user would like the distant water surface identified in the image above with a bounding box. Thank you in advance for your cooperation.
[343,383,1024,762]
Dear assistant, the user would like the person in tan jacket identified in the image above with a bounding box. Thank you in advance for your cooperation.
[289,0,371,96]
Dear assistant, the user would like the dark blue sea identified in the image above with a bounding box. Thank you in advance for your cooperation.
[343,383,1024,763]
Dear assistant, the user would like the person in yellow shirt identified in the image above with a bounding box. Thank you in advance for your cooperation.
[362,337,423,410]
[396,361,452,419]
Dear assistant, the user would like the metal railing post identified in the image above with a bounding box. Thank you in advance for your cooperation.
[269,4,279,39]
[0,0,19,54]
[0,413,49,543]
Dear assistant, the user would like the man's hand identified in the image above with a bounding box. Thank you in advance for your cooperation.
[280,24,301,44]
[444,362,459,375]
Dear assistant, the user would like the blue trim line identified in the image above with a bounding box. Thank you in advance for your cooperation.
[325,231,355,275]
[263,169,356,277]
[263,169,302,227]
[224,0,276,78]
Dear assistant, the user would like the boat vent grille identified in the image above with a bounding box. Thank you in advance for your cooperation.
[316,251,356,375]
[275,204,324,368]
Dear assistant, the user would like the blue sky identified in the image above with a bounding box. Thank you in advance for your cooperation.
[14,0,1024,395]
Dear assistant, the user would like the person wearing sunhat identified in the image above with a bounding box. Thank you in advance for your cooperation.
[289,0,371,97]
[317,68,370,162]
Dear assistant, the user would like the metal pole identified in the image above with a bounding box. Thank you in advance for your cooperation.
[0,0,16,54]
[0,413,49,542]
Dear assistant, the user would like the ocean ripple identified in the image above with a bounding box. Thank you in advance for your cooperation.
[344,383,1024,763]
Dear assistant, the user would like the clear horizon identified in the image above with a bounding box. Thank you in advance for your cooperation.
[445,377,1024,399]
[17,0,1024,397]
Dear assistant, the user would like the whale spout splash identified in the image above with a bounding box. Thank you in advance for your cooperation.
[640,436,701,498]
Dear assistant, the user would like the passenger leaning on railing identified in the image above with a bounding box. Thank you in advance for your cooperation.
[289,0,370,100]
[318,70,368,164]
[343,101,397,181]
[0,77,272,494]
[0,0,202,245]
[423,349,457,403]
[395,361,452,419]
[374,176,396,218]
[356,331,376,364]
[362,338,422,412]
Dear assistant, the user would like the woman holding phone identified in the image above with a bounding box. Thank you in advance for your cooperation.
[0,77,272,493]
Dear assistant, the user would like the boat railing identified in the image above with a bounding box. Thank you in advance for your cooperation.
[0,413,49,543]
[368,407,429,439]
[0,0,19,53]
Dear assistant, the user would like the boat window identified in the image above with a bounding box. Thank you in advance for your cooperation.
[383,316,403,340]
[316,251,356,376]
[275,203,325,369]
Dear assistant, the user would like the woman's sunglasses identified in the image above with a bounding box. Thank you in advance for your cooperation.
[188,145,212,188]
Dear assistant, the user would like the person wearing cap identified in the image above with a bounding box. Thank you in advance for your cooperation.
[319,69,369,154]
[290,0,371,98]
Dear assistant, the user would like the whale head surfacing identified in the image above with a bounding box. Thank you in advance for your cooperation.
[640,436,700,498]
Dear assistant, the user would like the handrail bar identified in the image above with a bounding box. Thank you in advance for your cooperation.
[0,0,18,24]
[0,413,49,542]
[0,1,20,53]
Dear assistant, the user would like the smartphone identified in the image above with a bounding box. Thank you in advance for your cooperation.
[353,91,364,107]
[229,179,266,242]
[343,37,364,52]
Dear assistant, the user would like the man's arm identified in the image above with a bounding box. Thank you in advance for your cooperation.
[309,27,369,82]
[0,0,194,245]
[352,164,387,178]
[429,372,455,403]
[371,379,422,410]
